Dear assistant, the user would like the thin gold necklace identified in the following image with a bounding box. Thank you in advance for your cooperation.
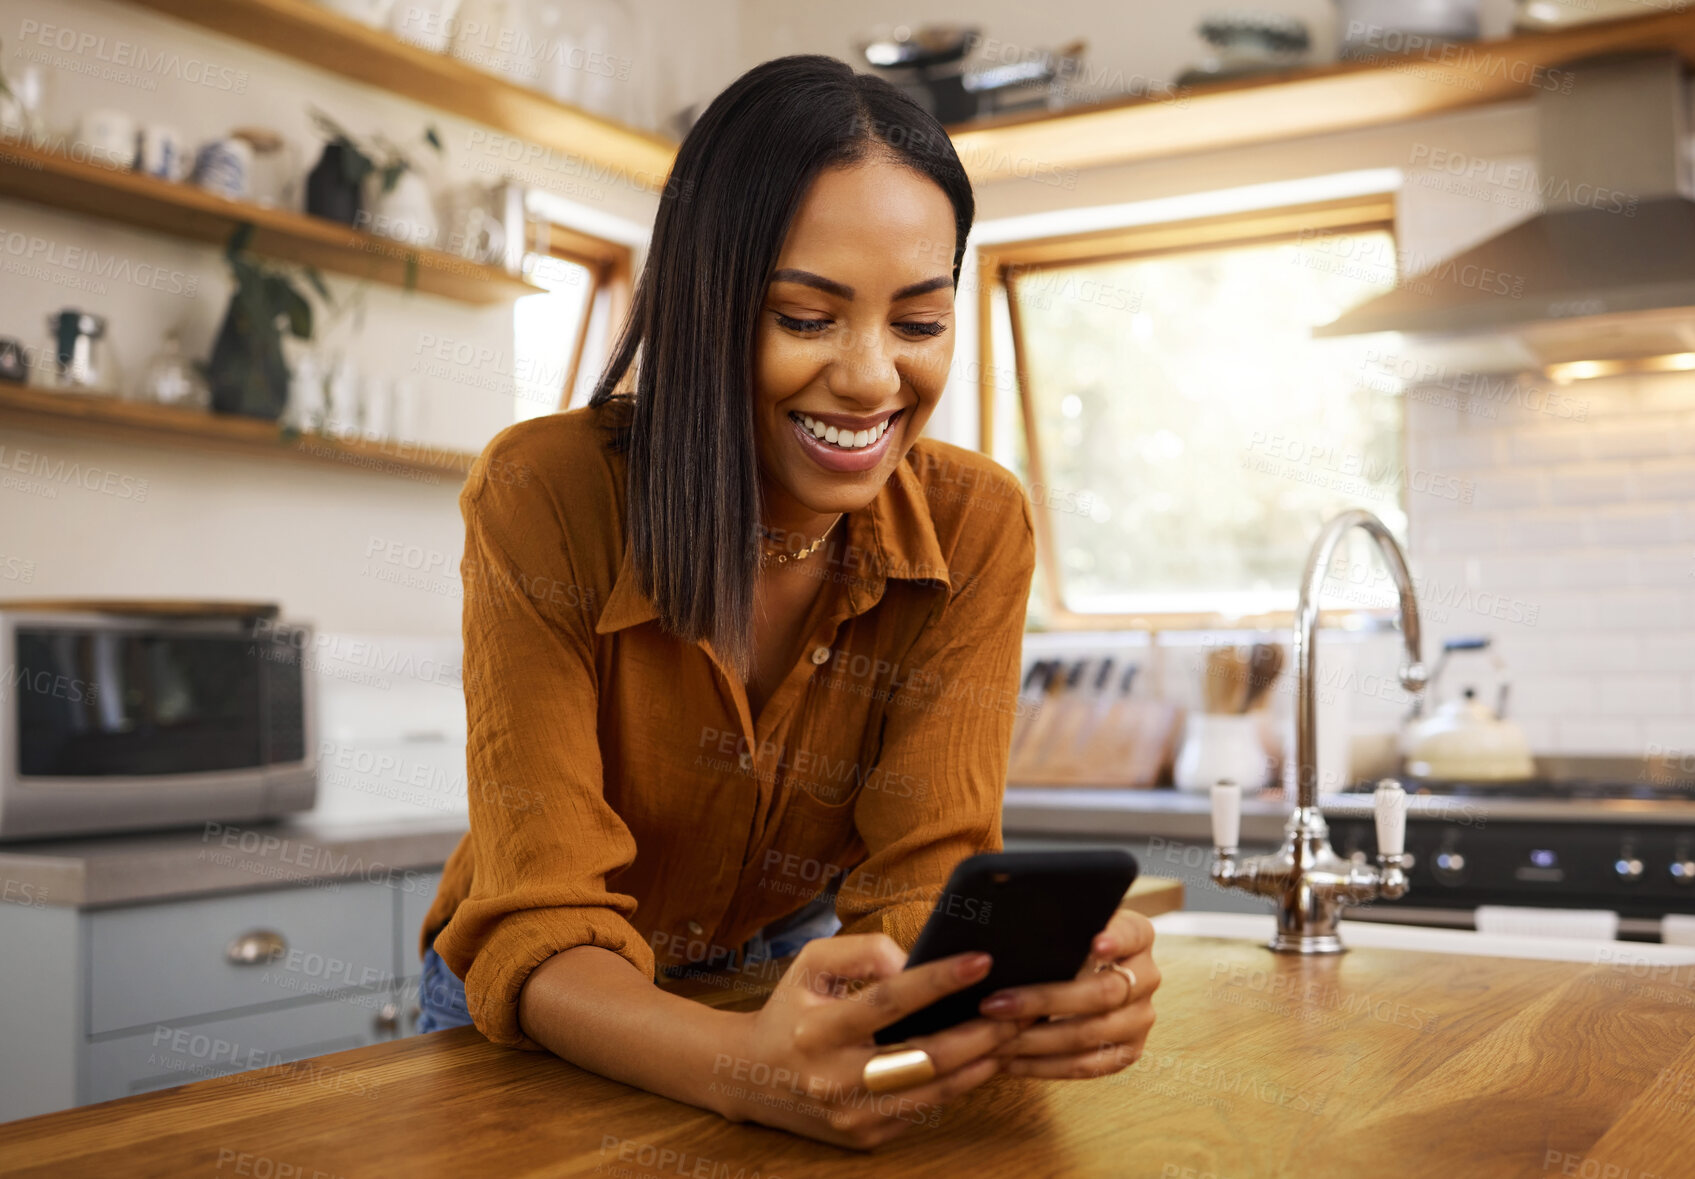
[759,516,841,567]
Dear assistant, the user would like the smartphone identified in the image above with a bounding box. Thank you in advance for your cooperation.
[872,849,1139,1045]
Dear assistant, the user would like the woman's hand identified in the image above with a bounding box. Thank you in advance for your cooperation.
[981,908,1159,1078]
[718,933,1020,1150]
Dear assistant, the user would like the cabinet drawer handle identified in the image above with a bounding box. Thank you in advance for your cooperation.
[226,930,287,966]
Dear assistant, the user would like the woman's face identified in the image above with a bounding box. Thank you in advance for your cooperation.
[753,157,959,521]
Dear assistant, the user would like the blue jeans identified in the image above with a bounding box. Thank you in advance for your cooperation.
[416,893,842,1034]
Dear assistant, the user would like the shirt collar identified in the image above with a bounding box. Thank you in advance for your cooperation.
[594,454,952,637]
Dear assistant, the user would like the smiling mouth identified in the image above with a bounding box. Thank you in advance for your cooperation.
[788,410,904,451]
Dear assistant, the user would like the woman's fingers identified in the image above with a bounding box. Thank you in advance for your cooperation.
[876,1054,1003,1121]
[990,996,1154,1059]
[979,945,1161,1022]
[896,1014,1022,1074]
[1001,1042,1142,1080]
[809,943,998,1045]
[739,934,1022,1150]
[1087,909,1156,966]
[978,955,1147,1020]
[777,932,908,1005]
[820,1055,1004,1151]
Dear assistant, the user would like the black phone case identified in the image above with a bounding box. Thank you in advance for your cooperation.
[872,849,1139,1045]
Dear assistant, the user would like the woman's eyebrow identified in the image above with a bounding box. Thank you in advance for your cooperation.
[771,269,853,299]
[769,269,954,302]
[891,275,954,300]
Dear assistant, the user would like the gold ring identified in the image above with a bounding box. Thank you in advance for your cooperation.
[861,1044,937,1094]
[1096,960,1138,1004]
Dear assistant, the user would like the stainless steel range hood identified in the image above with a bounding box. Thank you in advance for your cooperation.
[1315,52,1695,374]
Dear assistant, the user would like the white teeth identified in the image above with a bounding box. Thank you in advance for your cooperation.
[796,413,895,450]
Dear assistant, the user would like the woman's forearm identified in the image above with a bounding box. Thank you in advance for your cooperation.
[515,945,751,1119]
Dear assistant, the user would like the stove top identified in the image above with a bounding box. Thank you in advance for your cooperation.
[1339,755,1695,804]
[1325,757,1695,920]
[1343,776,1693,802]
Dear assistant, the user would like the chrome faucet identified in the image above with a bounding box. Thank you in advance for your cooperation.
[1209,509,1427,953]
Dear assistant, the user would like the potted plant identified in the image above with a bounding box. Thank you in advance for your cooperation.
[306,109,443,245]
[204,223,329,420]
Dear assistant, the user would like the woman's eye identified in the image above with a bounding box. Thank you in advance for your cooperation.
[897,321,948,338]
[775,313,831,333]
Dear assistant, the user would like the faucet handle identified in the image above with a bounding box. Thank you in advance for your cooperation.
[1374,779,1408,858]
[1211,781,1241,851]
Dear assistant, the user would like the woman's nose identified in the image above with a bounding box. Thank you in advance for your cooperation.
[826,327,902,403]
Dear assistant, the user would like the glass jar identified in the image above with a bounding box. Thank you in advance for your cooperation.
[135,330,210,409]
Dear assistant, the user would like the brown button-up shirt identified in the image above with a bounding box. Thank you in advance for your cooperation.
[421,404,1036,1049]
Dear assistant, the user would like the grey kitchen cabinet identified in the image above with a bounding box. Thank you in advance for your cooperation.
[0,869,446,1123]
[88,883,396,1035]
[398,869,443,981]
[397,869,444,1033]
[84,993,388,1105]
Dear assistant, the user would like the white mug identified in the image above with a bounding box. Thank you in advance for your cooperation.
[76,108,137,169]
[136,124,187,181]
[360,372,394,440]
[189,137,254,201]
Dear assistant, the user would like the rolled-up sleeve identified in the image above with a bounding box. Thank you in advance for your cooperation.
[433,446,656,1050]
[835,484,1037,948]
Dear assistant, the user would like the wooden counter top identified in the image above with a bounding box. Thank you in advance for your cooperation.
[3,934,1691,1178]
[1122,875,1184,919]
[0,815,467,907]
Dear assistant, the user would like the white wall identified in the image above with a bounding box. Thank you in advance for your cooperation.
[0,0,735,636]
[1406,368,1695,756]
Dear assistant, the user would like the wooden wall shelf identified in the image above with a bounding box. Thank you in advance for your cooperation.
[0,140,541,304]
[120,0,678,193]
[949,8,1695,182]
[112,0,1695,201]
[0,385,475,481]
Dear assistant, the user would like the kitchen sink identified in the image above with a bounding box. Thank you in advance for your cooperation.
[1152,911,1695,966]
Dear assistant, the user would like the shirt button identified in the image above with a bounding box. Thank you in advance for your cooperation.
[810,645,831,665]
[738,752,753,771]
[687,920,704,936]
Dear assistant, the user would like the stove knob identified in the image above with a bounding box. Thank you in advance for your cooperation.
[1615,853,1645,883]
[1433,850,1466,884]
[1671,859,1695,885]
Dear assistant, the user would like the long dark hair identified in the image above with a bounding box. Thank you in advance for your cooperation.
[589,54,975,675]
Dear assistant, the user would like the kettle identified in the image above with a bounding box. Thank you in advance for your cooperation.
[40,309,120,395]
[1401,637,1535,781]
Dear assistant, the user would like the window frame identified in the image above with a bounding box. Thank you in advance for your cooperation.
[975,193,1403,632]
[536,222,635,412]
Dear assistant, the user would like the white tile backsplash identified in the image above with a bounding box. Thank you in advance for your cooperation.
[1587,422,1685,461]
[1546,464,1637,506]
[1634,633,1695,670]
[1508,429,1591,465]
[1596,674,1685,717]
[1408,368,1695,755]
[1583,506,1683,546]
[1635,460,1695,500]
[1470,469,1548,510]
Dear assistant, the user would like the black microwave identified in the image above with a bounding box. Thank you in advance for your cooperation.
[0,602,316,841]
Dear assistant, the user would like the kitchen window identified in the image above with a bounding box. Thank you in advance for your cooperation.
[980,195,1408,627]
[514,224,633,421]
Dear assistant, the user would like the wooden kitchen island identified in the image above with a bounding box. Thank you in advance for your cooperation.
[2,933,1691,1179]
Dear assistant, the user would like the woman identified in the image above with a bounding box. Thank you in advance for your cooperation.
[416,54,1159,1149]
